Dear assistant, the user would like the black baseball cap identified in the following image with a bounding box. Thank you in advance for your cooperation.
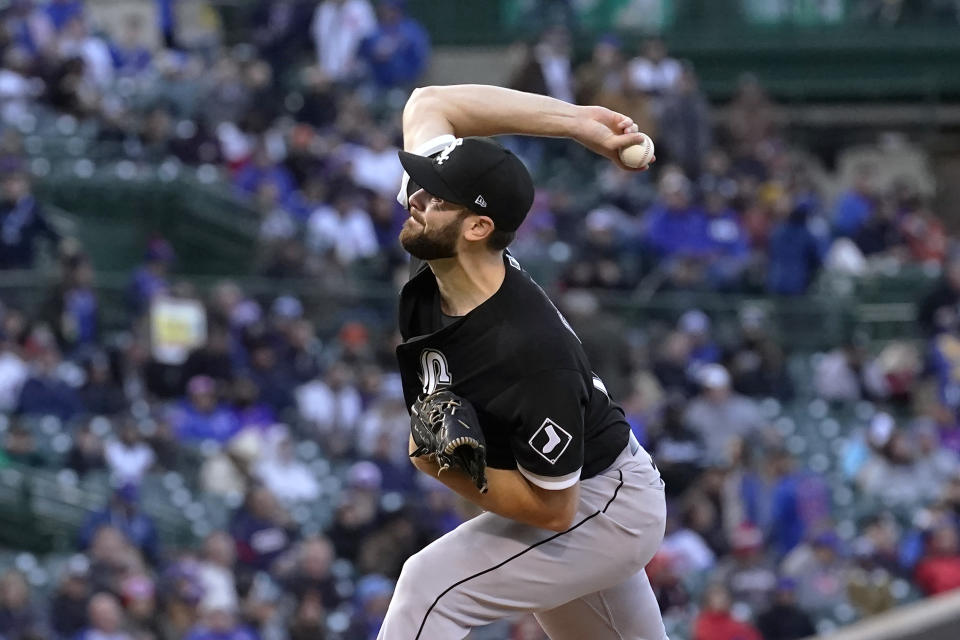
[398,136,535,232]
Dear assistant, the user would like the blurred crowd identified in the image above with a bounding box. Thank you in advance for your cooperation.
[3,2,960,640]
[1,1,952,295]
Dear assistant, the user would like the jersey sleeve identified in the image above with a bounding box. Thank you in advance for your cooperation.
[504,369,588,491]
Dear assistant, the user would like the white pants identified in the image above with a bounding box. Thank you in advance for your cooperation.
[378,437,668,639]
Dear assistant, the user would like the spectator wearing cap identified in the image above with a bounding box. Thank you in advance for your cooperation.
[121,572,160,639]
[0,569,49,639]
[79,484,160,566]
[914,519,960,596]
[684,364,766,458]
[50,555,91,639]
[756,578,816,640]
[652,330,697,396]
[766,200,823,295]
[127,238,173,316]
[0,166,60,270]
[348,574,395,639]
[357,0,429,89]
[678,309,721,372]
[692,583,761,640]
[561,207,627,290]
[168,375,242,444]
[158,560,205,639]
[76,592,130,640]
[712,524,777,614]
[230,485,298,573]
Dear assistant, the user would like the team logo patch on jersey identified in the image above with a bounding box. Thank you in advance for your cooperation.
[529,418,573,465]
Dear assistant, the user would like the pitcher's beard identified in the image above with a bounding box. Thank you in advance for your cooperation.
[399,215,463,261]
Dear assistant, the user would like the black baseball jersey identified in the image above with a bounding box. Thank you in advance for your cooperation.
[396,254,630,490]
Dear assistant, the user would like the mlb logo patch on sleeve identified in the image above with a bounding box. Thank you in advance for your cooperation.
[529,418,573,464]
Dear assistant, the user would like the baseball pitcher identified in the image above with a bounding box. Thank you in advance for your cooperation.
[381,84,667,640]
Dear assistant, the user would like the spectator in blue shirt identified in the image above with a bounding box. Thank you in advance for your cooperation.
[643,171,706,260]
[767,201,822,295]
[43,252,99,355]
[234,144,297,207]
[79,484,161,566]
[16,341,83,421]
[45,0,84,31]
[128,237,173,316]
[833,163,877,238]
[109,14,152,77]
[0,167,60,270]
[358,0,430,89]
[768,449,832,556]
[702,188,750,289]
[168,375,242,444]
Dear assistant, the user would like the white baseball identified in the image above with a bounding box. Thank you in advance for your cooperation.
[619,135,655,169]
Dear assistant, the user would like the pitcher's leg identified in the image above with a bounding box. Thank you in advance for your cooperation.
[535,569,668,640]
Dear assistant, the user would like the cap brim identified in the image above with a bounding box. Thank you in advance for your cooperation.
[398,151,466,206]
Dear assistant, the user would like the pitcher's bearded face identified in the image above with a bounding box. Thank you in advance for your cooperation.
[400,190,468,260]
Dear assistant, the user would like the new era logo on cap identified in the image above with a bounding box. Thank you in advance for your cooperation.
[397,137,534,232]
